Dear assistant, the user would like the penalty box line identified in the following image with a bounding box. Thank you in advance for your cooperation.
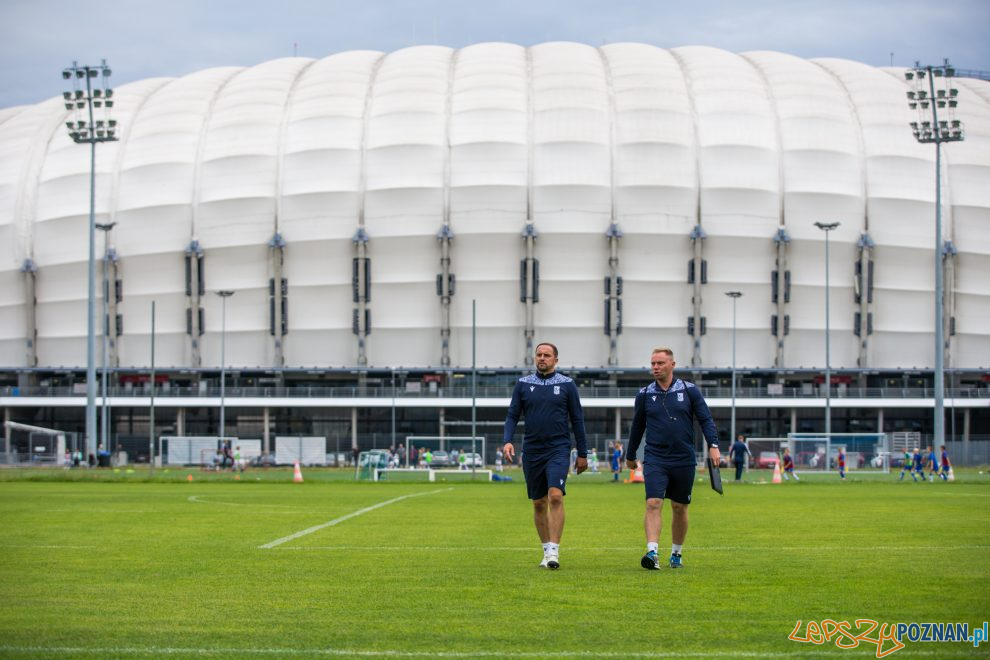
[258,487,453,549]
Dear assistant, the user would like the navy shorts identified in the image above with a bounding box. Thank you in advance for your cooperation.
[523,449,570,500]
[643,463,696,504]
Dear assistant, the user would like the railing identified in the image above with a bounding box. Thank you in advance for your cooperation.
[2,385,988,400]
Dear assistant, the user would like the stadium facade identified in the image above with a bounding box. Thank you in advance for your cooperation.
[0,43,987,461]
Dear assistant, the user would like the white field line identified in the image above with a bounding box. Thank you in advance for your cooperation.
[187,495,311,511]
[0,646,870,658]
[269,544,990,552]
[258,488,453,549]
[0,544,96,549]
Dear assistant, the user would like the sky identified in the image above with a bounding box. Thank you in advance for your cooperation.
[1,0,988,109]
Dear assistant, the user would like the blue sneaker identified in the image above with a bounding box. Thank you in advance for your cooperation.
[669,553,683,569]
[641,550,660,570]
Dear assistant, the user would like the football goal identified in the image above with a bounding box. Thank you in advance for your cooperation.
[405,436,486,469]
[787,432,889,473]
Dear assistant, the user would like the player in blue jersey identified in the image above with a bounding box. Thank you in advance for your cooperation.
[503,342,587,570]
[926,446,938,482]
[912,448,926,481]
[626,347,721,570]
[610,441,623,482]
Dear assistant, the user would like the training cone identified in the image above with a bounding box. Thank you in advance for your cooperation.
[948,467,955,482]
[772,461,782,484]
[293,461,304,483]
[187,474,193,482]
[631,466,644,483]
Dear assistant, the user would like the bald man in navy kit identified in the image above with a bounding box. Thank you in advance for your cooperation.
[503,342,587,570]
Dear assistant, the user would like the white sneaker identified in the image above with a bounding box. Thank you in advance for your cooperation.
[539,556,549,568]
[546,553,559,570]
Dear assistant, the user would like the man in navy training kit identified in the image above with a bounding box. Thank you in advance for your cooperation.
[626,347,720,570]
[503,342,588,570]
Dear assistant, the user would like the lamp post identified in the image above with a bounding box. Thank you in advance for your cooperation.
[905,60,964,447]
[215,290,235,441]
[725,291,742,444]
[814,222,840,443]
[95,221,116,453]
[62,60,117,459]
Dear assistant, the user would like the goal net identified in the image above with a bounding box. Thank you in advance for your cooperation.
[787,433,889,473]
[405,436,486,470]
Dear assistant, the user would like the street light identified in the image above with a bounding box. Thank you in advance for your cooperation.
[63,60,116,459]
[905,59,964,447]
[814,221,840,443]
[725,291,742,444]
[95,221,116,453]
[215,290,235,441]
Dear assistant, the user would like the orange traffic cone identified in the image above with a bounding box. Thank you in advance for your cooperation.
[293,461,304,483]
[631,466,644,483]
[772,461,782,484]
[187,474,193,482]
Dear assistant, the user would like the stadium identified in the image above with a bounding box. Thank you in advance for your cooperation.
[1,37,989,659]
[0,42,988,464]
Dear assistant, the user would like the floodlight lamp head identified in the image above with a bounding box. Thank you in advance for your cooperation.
[814,221,840,232]
[725,291,743,299]
[62,70,72,79]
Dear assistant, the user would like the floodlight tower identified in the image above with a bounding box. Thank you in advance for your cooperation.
[814,222,840,442]
[905,59,964,447]
[62,60,117,459]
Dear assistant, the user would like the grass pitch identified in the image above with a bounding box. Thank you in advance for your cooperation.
[0,467,987,658]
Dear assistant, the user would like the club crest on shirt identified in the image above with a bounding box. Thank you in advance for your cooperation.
[529,386,535,392]
[677,393,684,402]
[554,386,560,395]
[651,395,657,402]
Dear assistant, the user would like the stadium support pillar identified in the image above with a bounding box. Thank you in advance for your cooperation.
[521,222,538,366]
[856,233,874,369]
[352,229,370,366]
[21,259,38,368]
[790,408,797,435]
[263,407,271,456]
[605,223,622,366]
[351,407,358,454]
[877,409,884,434]
[614,407,621,441]
[186,241,204,367]
[438,408,445,441]
[964,408,973,465]
[437,225,454,367]
[689,225,706,367]
[268,233,286,368]
[175,408,185,437]
[3,408,10,464]
[773,229,789,368]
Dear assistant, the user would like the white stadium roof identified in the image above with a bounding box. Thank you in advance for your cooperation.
[0,43,988,370]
